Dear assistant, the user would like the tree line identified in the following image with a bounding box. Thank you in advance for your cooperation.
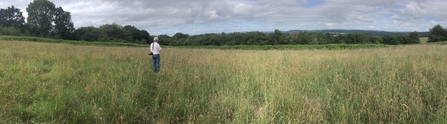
[0,0,153,44]
[158,30,421,46]
[1,0,446,46]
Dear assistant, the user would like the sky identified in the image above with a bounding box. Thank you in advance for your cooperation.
[1,0,447,36]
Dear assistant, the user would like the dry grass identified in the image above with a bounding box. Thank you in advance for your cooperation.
[420,37,429,43]
[1,40,447,123]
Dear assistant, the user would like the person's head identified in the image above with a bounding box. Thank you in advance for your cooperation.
[154,37,159,42]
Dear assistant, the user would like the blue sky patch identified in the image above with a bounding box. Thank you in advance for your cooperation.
[393,4,404,9]
[303,0,324,8]
[425,17,437,21]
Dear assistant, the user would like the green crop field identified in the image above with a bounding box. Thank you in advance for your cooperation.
[1,40,446,123]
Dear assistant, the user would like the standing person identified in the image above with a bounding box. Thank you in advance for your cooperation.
[150,37,162,73]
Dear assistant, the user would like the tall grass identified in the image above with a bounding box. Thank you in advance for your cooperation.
[172,44,388,50]
[1,40,446,123]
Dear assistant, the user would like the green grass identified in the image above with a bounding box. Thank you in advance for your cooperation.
[1,40,447,123]
[0,35,148,47]
[175,44,388,50]
[433,41,447,45]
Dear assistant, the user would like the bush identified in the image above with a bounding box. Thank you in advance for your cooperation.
[428,24,447,42]
[0,27,22,36]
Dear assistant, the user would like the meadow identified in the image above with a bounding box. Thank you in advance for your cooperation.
[1,40,446,123]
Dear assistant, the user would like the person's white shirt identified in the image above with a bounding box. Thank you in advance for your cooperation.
[150,42,161,54]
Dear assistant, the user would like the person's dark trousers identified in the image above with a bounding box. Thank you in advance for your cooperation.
[152,54,160,73]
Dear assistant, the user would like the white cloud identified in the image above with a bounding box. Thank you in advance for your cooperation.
[1,0,446,35]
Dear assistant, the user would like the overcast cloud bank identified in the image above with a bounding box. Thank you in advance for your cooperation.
[1,0,446,36]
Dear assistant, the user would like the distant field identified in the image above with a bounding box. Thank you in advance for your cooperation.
[419,37,447,44]
[1,40,447,123]
[420,37,429,43]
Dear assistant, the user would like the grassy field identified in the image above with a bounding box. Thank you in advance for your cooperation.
[1,40,447,123]
[419,37,429,43]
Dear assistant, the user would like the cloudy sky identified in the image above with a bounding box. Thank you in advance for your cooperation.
[1,0,446,36]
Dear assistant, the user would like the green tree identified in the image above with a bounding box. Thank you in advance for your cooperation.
[246,31,267,45]
[157,34,172,45]
[123,25,150,43]
[428,24,447,42]
[0,26,21,35]
[408,31,420,44]
[26,0,56,37]
[296,31,313,44]
[269,29,284,44]
[208,34,221,46]
[0,6,25,29]
[26,0,74,39]
[220,32,228,45]
[382,35,400,45]
[334,34,347,44]
[74,26,100,41]
[288,32,300,44]
[314,32,328,44]
[228,32,246,45]
[346,34,367,44]
[366,35,382,44]
[325,33,334,44]
[140,30,151,44]
[281,35,294,44]
[53,7,74,39]
[173,32,189,40]
[99,23,131,42]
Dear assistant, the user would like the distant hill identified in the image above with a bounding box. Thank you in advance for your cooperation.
[197,29,429,37]
[282,29,429,37]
